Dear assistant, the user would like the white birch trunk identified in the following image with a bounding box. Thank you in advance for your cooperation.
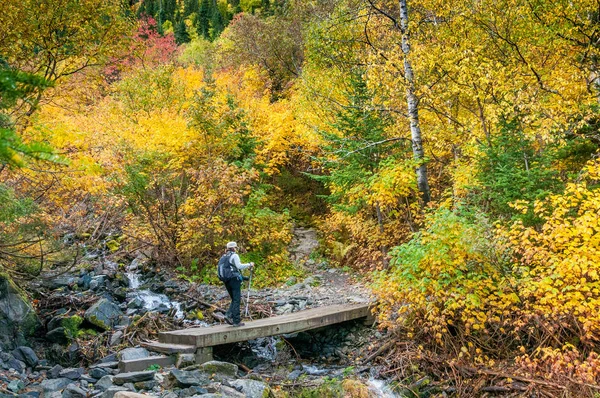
[400,0,431,205]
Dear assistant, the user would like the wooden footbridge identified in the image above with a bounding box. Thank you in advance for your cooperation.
[119,303,372,372]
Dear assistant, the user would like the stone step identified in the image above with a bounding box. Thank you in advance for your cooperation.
[141,341,196,354]
[118,355,175,373]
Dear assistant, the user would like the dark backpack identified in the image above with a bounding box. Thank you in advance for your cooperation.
[217,252,236,282]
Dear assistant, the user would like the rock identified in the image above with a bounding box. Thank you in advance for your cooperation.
[175,353,195,368]
[7,379,24,392]
[84,298,123,330]
[46,327,68,344]
[43,275,76,289]
[5,357,25,372]
[168,369,209,388]
[133,380,156,390]
[45,392,63,398]
[109,330,123,346]
[198,361,238,378]
[113,371,155,385]
[48,364,63,378]
[0,275,41,351]
[114,393,153,398]
[12,346,38,367]
[90,367,110,379]
[101,353,118,363]
[118,347,150,361]
[288,369,302,380]
[96,375,115,391]
[218,385,245,398]
[229,379,271,398]
[41,378,71,394]
[102,387,129,398]
[59,367,84,380]
[63,384,87,398]
[78,274,92,290]
[178,386,208,397]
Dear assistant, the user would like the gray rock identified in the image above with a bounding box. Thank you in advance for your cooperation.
[109,330,123,346]
[96,375,115,391]
[0,275,41,351]
[41,378,71,394]
[101,386,129,398]
[168,369,209,388]
[63,384,87,398]
[5,357,25,372]
[122,383,136,392]
[46,327,68,344]
[288,369,302,380]
[133,380,156,390]
[84,299,123,330]
[45,392,63,398]
[198,361,238,377]
[13,346,38,367]
[7,379,24,392]
[90,367,110,379]
[229,379,270,398]
[59,367,84,380]
[118,347,150,361]
[175,353,195,368]
[48,364,64,378]
[113,371,155,385]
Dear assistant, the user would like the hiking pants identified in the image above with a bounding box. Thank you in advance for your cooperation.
[224,277,242,324]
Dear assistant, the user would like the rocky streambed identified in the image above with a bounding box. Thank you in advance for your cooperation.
[0,230,400,397]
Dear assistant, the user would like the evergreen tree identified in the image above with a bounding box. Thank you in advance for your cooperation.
[210,0,224,39]
[174,15,191,43]
[197,0,211,39]
[183,0,199,18]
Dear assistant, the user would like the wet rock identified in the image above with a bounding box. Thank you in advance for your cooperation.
[12,346,38,368]
[230,379,270,398]
[96,375,114,391]
[43,275,76,289]
[90,275,107,291]
[41,378,71,394]
[78,274,92,290]
[113,371,155,385]
[59,367,84,380]
[118,347,150,361]
[84,298,123,330]
[0,275,41,350]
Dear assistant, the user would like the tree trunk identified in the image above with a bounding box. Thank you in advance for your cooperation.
[399,0,431,205]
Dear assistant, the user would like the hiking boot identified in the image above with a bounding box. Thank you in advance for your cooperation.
[232,322,245,327]
[224,316,233,325]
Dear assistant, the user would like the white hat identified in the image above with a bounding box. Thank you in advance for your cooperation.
[226,241,238,249]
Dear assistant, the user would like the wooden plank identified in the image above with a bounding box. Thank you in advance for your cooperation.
[141,341,196,354]
[159,303,371,347]
[118,355,175,373]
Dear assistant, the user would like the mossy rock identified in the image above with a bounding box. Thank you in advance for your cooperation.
[0,273,41,350]
[198,361,238,377]
[84,299,123,331]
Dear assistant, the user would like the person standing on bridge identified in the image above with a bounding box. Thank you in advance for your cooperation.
[218,241,254,327]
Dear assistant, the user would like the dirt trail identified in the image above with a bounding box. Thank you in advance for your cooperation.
[282,226,370,307]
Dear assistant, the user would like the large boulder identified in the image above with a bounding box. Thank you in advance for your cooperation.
[0,274,40,350]
[84,298,122,330]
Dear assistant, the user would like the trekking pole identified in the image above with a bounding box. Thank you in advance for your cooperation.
[245,266,254,317]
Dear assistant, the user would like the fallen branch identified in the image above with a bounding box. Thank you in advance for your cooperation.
[362,339,394,364]
[183,293,225,313]
[459,366,565,390]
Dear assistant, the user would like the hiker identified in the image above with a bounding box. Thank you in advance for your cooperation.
[218,241,254,327]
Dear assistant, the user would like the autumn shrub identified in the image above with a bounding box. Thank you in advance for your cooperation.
[375,159,600,383]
